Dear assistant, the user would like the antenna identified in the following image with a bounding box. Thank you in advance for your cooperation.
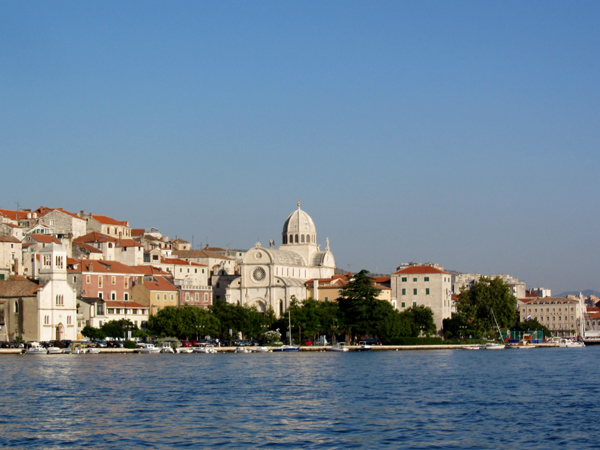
[192,235,194,249]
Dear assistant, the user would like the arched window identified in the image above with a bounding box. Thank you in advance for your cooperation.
[306,235,310,243]
[301,235,305,243]
[295,234,298,243]
[282,235,286,244]
[280,300,284,316]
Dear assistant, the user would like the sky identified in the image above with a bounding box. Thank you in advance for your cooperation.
[1,1,599,294]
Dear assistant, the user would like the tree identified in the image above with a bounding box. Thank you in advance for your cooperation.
[338,270,384,338]
[513,318,552,338]
[401,305,437,337]
[81,325,106,340]
[454,276,517,336]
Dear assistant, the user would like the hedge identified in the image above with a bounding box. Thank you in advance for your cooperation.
[388,337,443,345]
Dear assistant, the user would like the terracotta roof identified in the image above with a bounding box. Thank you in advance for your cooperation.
[205,246,226,252]
[586,306,600,312]
[68,259,142,275]
[131,229,145,237]
[393,265,449,275]
[0,279,39,297]
[161,258,206,266]
[89,214,129,226]
[73,241,103,254]
[524,297,579,305]
[0,223,22,229]
[28,234,61,244]
[0,209,25,221]
[173,249,234,260]
[372,276,391,283]
[104,300,148,308]
[135,266,169,276]
[116,239,143,248]
[143,276,178,292]
[74,232,118,244]
[0,235,21,243]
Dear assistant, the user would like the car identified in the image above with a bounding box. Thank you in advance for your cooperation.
[180,340,193,347]
[108,341,124,348]
[95,340,108,348]
[250,339,260,346]
[302,340,313,346]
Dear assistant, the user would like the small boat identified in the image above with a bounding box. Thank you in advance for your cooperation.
[462,344,483,350]
[328,343,349,352]
[176,347,193,354]
[139,343,160,354]
[24,342,47,355]
[484,342,505,350]
[507,339,535,349]
[86,347,101,354]
[234,347,249,353]
[559,339,585,348]
[252,346,269,353]
[355,341,372,351]
[272,345,299,352]
[46,345,64,354]
[193,344,217,354]
[160,342,175,353]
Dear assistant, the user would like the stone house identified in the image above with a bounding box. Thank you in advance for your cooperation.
[36,207,87,239]
[0,236,21,280]
[83,213,132,238]
[131,275,178,316]
[0,223,25,240]
[519,297,583,337]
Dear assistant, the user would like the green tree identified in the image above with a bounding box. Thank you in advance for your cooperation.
[400,305,437,337]
[513,318,552,338]
[338,270,384,338]
[101,319,137,339]
[81,325,106,340]
[455,276,517,337]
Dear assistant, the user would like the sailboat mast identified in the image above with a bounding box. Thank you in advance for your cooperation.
[288,309,292,346]
[491,309,502,340]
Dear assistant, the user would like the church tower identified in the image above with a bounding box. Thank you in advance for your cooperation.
[39,243,67,283]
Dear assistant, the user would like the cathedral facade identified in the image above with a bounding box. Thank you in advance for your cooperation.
[225,203,335,317]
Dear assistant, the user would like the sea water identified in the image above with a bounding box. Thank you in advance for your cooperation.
[1,347,599,449]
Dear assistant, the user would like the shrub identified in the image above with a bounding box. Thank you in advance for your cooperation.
[124,340,137,349]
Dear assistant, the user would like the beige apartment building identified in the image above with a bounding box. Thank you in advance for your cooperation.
[391,265,453,335]
[519,297,582,337]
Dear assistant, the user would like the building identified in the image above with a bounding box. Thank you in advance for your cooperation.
[306,274,392,304]
[0,244,78,342]
[130,275,178,316]
[226,203,336,317]
[519,297,583,337]
[83,213,132,238]
[0,235,21,280]
[36,207,87,239]
[391,265,453,334]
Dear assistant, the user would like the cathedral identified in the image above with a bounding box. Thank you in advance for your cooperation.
[225,203,336,317]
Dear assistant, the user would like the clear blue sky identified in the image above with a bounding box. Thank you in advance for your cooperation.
[2,1,599,294]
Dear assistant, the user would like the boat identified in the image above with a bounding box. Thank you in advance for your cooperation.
[506,339,535,349]
[176,347,193,354]
[328,343,349,352]
[253,346,269,352]
[160,342,175,353]
[46,345,64,354]
[86,346,101,354]
[234,347,249,353]
[462,344,483,350]
[271,345,300,352]
[356,342,372,351]
[138,343,160,354]
[24,342,47,355]
[559,338,585,348]
[484,342,505,350]
[193,344,217,354]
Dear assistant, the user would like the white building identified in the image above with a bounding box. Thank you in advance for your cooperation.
[226,203,336,317]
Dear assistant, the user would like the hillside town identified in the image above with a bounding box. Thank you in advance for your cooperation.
[0,203,599,344]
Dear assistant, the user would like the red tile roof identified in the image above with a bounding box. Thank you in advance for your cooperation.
[131,228,145,237]
[28,234,61,244]
[74,232,118,244]
[0,209,25,221]
[144,276,178,292]
[68,259,143,275]
[73,241,103,253]
[0,279,40,297]
[116,239,143,248]
[90,214,129,226]
[135,266,169,276]
[161,257,206,266]
[0,235,21,243]
[393,265,449,275]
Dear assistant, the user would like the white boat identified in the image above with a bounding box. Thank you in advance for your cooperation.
[506,339,535,349]
[559,339,585,348]
[356,341,372,351]
[253,346,269,352]
[235,347,249,353]
[462,345,483,350]
[328,343,349,352]
[24,342,47,355]
[272,345,299,352]
[160,342,175,353]
[484,342,505,350]
[193,344,217,354]
[46,346,64,354]
[139,344,160,354]
[176,347,193,354]
[86,347,101,354]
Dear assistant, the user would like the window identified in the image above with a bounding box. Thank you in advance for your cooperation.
[44,315,49,324]
[413,289,417,295]
[67,315,72,325]
[56,294,64,306]
[426,288,430,295]
[97,303,103,315]
[402,289,406,295]
[413,278,417,282]
[413,302,417,307]
[124,293,129,301]
[195,269,197,274]
[98,276,103,288]
[14,301,19,313]
[402,277,407,282]
[86,275,91,284]
[185,293,190,302]
[111,276,116,285]
[156,293,160,301]
[424,277,429,282]
[401,302,405,308]
[325,296,329,302]
[111,292,116,300]
[170,294,174,301]
[202,269,204,274]
[108,308,114,314]
[195,293,199,302]
[163,294,167,301]
[98,292,103,299]
[73,276,77,283]
[124,277,128,288]
[204,293,209,302]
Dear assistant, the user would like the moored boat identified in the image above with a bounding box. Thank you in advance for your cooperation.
[272,345,299,352]
[193,344,217,354]
[24,342,47,355]
[139,343,160,354]
[328,343,349,352]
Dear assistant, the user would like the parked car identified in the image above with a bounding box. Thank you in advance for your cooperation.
[180,340,193,347]
[303,340,313,346]
[95,340,108,348]
[108,341,124,348]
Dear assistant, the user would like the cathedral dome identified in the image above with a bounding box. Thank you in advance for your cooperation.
[282,202,317,245]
